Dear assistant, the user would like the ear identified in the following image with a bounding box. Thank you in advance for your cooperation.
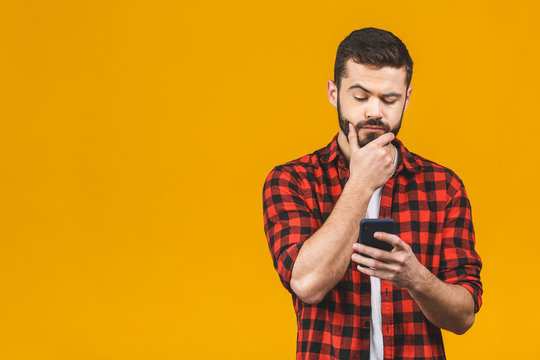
[403,86,413,111]
[327,79,338,108]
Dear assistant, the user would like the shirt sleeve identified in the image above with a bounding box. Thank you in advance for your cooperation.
[438,178,483,313]
[262,167,319,294]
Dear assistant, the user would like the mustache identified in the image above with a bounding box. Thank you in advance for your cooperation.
[355,118,391,132]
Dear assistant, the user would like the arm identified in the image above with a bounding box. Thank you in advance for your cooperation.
[291,128,398,304]
[406,263,475,334]
[288,177,371,304]
[351,181,482,334]
[263,125,397,304]
[352,236,475,334]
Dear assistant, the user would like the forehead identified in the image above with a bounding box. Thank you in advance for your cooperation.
[341,59,408,92]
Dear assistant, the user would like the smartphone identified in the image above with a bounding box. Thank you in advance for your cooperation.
[358,218,395,253]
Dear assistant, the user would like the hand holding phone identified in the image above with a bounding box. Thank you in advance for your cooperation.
[358,218,395,257]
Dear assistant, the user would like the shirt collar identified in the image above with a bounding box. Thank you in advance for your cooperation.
[322,133,423,174]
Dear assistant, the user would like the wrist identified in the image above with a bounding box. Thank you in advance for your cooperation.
[407,263,433,294]
[343,177,374,200]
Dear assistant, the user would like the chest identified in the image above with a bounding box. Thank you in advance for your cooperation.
[309,172,448,271]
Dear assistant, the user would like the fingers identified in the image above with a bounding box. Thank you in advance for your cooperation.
[348,123,360,152]
[356,264,378,277]
[352,234,416,288]
[352,232,408,260]
[374,232,404,250]
[353,243,394,262]
[352,251,393,270]
[356,264,394,279]
[370,132,395,148]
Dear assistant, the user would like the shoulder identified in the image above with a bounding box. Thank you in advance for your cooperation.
[408,151,466,198]
[263,141,332,189]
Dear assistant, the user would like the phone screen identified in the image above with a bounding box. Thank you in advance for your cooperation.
[358,218,395,252]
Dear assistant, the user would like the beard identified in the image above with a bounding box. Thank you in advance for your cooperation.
[338,95,405,148]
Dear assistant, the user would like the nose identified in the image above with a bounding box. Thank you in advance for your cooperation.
[365,97,383,119]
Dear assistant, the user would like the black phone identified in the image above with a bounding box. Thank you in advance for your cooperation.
[358,218,395,253]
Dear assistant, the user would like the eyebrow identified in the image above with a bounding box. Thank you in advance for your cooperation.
[348,83,403,98]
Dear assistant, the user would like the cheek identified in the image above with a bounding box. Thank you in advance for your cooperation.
[341,104,364,119]
[385,106,404,121]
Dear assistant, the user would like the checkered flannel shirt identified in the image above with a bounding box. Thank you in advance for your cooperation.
[262,134,482,360]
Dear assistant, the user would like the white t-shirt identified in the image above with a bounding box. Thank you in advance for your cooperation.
[365,144,398,360]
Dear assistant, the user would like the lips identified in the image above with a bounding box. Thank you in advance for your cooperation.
[361,126,384,131]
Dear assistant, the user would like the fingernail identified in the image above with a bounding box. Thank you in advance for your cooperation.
[374,232,380,238]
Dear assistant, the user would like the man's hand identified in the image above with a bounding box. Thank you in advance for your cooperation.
[347,123,395,193]
[351,231,424,289]
[351,232,476,334]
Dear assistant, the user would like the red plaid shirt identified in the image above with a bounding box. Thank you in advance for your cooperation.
[262,134,482,360]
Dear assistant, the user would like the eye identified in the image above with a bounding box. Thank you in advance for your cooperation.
[354,97,367,102]
[382,99,397,105]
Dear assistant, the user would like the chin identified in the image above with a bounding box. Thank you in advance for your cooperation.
[358,132,381,147]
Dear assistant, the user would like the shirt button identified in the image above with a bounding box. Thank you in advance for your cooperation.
[364,321,370,328]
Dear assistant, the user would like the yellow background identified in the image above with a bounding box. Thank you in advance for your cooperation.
[1,0,538,359]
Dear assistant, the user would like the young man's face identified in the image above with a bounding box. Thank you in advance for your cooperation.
[327,59,413,147]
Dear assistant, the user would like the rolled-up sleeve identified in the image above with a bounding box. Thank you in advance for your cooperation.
[438,178,483,313]
[262,167,318,294]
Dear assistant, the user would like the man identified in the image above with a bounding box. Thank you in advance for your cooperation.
[262,27,482,360]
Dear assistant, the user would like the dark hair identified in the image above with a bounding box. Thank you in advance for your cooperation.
[334,27,413,89]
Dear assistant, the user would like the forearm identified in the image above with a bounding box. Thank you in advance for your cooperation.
[290,179,371,304]
[353,231,477,334]
[407,266,475,334]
